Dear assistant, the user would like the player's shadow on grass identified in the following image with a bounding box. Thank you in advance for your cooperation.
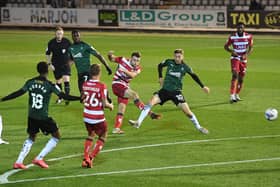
[155,101,229,113]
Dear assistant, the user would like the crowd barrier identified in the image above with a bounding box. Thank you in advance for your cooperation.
[0,7,279,30]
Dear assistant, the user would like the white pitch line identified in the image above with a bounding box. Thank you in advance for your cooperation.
[3,157,280,184]
[49,134,280,162]
[1,134,280,184]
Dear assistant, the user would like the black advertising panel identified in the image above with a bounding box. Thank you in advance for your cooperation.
[98,9,118,26]
[264,11,280,29]
[227,10,280,29]
[228,11,262,28]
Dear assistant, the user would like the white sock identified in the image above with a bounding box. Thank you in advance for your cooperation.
[189,114,201,130]
[0,115,2,138]
[16,138,34,163]
[137,105,151,127]
[36,137,59,160]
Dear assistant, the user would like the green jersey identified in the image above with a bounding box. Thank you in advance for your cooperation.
[68,41,98,74]
[22,76,61,120]
[161,59,193,91]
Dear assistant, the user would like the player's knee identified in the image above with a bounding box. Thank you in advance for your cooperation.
[131,91,139,99]
[29,134,36,141]
[52,131,61,139]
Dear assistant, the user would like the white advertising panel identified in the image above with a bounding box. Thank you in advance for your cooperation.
[119,9,227,28]
[1,8,98,26]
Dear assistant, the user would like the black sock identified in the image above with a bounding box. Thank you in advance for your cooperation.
[64,82,70,95]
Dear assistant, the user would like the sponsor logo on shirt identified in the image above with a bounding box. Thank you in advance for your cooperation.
[73,52,83,58]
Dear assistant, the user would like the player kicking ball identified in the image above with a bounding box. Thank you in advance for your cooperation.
[81,64,113,168]
[108,51,161,134]
[129,49,210,134]
[0,61,80,169]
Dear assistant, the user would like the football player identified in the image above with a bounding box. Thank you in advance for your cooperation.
[81,64,113,168]
[129,49,210,134]
[68,30,112,94]
[224,22,253,103]
[108,51,161,134]
[0,61,80,169]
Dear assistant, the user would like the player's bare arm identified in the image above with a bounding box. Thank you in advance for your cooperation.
[107,50,115,62]
[121,68,139,78]
[224,44,238,57]
[46,54,55,71]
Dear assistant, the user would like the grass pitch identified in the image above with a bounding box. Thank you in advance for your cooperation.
[0,30,279,187]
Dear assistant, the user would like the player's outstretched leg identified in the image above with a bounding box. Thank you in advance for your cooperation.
[189,114,209,135]
[13,138,34,169]
[134,99,161,120]
[33,137,59,168]
[129,104,152,129]
[179,103,209,135]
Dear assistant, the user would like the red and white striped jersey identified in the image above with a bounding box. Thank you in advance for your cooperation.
[112,57,141,87]
[225,32,253,62]
[82,79,108,124]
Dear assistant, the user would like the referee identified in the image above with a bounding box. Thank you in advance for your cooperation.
[46,26,72,105]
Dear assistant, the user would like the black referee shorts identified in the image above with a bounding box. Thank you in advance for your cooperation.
[53,64,71,80]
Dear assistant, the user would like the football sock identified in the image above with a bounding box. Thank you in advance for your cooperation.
[230,79,237,94]
[114,113,123,129]
[90,139,104,159]
[16,138,34,163]
[64,82,70,95]
[138,105,152,126]
[236,82,243,94]
[56,83,63,99]
[0,115,2,138]
[35,137,59,160]
[134,99,145,110]
[189,114,202,130]
[84,138,93,160]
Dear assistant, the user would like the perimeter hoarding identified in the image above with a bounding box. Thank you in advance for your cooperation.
[0,7,98,27]
[228,10,280,29]
[118,9,227,28]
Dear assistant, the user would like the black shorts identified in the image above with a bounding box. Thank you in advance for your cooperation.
[27,117,59,135]
[53,64,71,80]
[155,88,186,106]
